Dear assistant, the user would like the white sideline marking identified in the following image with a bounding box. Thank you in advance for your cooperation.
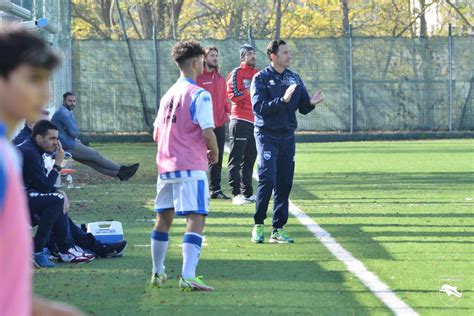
[289,202,418,315]
[225,144,417,315]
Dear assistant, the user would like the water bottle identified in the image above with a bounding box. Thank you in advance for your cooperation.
[66,174,73,188]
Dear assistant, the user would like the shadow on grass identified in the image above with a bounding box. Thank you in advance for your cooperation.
[34,254,389,315]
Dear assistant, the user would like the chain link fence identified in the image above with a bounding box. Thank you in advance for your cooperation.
[72,36,473,134]
[0,0,72,113]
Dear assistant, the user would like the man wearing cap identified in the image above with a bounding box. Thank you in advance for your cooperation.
[197,46,231,200]
[226,44,259,205]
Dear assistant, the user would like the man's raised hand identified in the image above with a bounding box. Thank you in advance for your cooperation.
[310,90,324,106]
[283,83,298,103]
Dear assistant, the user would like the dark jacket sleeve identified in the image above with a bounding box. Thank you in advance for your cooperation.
[22,149,59,193]
[251,74,285,117]
[297,77,315,115]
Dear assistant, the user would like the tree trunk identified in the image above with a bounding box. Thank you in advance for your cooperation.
[275,0,282,39]
[341,0,349,36]
[138,3,154,39]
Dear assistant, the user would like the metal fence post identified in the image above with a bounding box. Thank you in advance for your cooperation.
[448,23,453,132]
[348,24,354,133]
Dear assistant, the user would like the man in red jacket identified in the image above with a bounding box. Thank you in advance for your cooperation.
[197,46,231,199]
[226,44,259,205]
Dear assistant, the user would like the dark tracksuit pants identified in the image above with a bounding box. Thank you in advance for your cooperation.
[228,119,257,197]
[209,125,226,192]
[28,191,73,253]
[254,130,295,229]
[48,217,99,253]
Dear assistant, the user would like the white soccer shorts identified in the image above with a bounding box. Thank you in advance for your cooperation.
[154,170,209,216]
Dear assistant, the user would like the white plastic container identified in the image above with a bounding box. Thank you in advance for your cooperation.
[87,221,124,244]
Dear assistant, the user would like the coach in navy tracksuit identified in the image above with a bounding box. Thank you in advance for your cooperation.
[250,40,324,244]
[18,120,74,265]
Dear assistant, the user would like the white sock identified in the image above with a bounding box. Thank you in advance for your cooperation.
[151,230,169,275]
[182,232,202,279]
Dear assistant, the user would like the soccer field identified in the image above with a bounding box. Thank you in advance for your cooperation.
[34,140,474,315]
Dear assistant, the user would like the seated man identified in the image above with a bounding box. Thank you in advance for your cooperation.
[18,120,94,267]
[51,92,139,181]
[15,116,128,259]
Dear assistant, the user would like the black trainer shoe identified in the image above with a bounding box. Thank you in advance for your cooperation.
[97,240,128,258]
[210,190,230,200]
[118,163,139,181]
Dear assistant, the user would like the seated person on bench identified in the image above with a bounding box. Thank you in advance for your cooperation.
[18,120,94,267]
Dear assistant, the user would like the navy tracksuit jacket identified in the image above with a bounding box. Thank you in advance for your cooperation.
[251,65,315,228]
[18,138,72,252]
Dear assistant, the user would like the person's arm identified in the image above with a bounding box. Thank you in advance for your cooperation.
[32,295,85,316]
[192,89,218,163]
[203,128,218,164]
[220,76,231,115]
[56,190,69,214]
[22,149,59,193]
[58,109,80,139]
[297,78,316,115]
[251,74,286,117]
[153,115,159,143]
[227,68,250,105]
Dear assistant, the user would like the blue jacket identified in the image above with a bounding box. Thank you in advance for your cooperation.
[251,65,315,137]
[12,124,32,146]
[51,105,79,150]
[18,138,58,193]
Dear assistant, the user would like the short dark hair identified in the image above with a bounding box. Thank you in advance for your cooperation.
[171,40,205,66]
[0,24,59,78]
[63,92,75,100]
[32,120,58,138]
[266,39,287,60]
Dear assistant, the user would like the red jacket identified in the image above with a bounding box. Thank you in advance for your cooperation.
[196,69,230,128]
[226,62,259,123]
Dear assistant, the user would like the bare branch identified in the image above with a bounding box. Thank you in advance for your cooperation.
[445,0,472,27]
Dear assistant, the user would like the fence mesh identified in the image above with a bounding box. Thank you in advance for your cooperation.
[72,36,473,134]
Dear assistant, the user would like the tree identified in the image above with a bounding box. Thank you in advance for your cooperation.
[72,0,474,39]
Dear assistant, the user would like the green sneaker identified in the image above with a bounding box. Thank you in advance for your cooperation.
[179,276,214,291]
[151,272,168,288]
[251,224,264,243]
[269,228,294,244]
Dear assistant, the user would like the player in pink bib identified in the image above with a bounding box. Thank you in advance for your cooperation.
[0,23,83,316]
[150,40,219,292]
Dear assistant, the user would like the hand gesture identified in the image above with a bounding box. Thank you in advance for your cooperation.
[57,190,69,214]
[310,90,324,106]
[283,84,298,103]
[208,149,218,165]
[55,140,65,166]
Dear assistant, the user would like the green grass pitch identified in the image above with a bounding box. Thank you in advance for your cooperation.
[34,140,474,315]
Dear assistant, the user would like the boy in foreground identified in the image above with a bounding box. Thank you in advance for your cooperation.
[0,23,83,316]
[150,40,218,291]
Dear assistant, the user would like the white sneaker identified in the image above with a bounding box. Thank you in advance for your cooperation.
[74,246,96,259]
[59,246,95,263]
[244,195,256,202]
[233,194,252,205]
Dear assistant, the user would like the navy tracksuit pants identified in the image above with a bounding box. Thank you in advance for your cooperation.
[209,125,226,192]
[254,130,295,229]
[28,191,72,253]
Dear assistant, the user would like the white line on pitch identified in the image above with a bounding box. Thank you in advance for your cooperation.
[289,202,418,315]
[225,144,418,315]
